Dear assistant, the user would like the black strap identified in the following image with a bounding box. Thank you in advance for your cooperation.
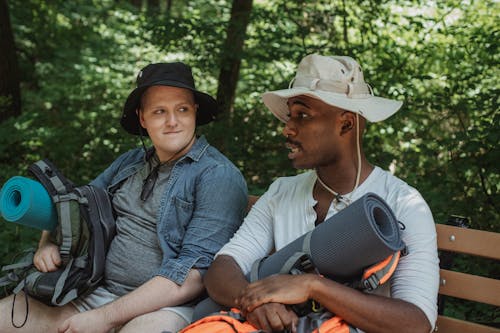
[11,277,29,328]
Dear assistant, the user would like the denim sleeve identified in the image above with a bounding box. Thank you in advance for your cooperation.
[89,161,120,189]
[156,163,248,285]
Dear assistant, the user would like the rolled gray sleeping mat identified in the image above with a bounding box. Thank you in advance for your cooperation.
[249,192,405,283]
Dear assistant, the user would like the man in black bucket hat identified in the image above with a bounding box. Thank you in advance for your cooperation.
[0,62,248,333]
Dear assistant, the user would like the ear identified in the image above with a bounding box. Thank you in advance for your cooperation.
[339,111,355,135]
[137,109,145,128]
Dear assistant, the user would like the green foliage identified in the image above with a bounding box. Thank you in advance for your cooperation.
[0,0,163,278]
[0,0,498,321]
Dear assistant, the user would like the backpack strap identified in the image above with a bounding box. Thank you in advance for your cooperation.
[358,251,401,291]
[301,230,313,256]
[55,193,87,264]
[28,159,74,196]
[301,223,403,293]
[0,250,34,289]
[51,258,78,306]
[0,271,23,289]
[1,257,33,272]
[12,280,24,295]
[249,251,314,283]
[279,252,314,275]
[249,256,266,283]
[250,230,316,283]
[29,159,82,265]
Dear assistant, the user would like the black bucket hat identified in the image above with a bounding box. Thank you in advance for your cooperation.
[121,62,219,135]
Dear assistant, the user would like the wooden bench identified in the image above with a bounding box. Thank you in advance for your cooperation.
[434,223,500,333]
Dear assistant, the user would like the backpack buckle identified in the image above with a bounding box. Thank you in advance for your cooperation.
[362,274,380,291]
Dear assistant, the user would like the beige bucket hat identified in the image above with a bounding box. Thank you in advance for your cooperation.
[262,54,403,123]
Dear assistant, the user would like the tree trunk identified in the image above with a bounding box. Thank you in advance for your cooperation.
[0,0,21,122]
[342,0,349,47]
[216,0,252,119]
[131,0,142,8]
[147,0,159,8]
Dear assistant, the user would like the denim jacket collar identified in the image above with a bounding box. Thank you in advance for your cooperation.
[183,135,210,162]
[146,135,209,164]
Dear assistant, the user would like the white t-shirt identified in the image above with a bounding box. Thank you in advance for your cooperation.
[217,167,439,329]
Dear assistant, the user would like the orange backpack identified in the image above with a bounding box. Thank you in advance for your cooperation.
[298,312,357,333]
[182,251,402,333]
[179,309,264,333]
[312,316,354,333]
[180,308,357,333]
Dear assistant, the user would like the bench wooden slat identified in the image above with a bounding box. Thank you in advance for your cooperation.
[436,224,500,259]
[435,223,500,333]
[436,315,500,333]
[439,269,500,306]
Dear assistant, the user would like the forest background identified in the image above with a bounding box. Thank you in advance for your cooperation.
[0,0,498,325]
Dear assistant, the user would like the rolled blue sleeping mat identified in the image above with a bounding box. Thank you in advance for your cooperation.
[252,192,405,282]
[0,176,57,231]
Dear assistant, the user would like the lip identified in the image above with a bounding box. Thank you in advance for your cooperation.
[163,130,182,135]
[285,139,302,160]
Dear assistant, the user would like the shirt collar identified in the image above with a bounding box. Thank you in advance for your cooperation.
[144,135,210,164]
[182,135,209,162]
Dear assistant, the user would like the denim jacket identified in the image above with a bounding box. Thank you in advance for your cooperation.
[90,136,248,285]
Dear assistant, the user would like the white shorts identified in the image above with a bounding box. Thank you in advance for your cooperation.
[71,286,194,324]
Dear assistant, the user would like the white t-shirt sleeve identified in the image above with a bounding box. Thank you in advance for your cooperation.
[217,172,317,276]
[390,188,440,330]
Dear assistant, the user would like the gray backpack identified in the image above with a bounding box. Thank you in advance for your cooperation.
[0,159,115,326]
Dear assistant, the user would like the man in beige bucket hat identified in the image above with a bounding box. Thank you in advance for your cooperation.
[205,54,439,332]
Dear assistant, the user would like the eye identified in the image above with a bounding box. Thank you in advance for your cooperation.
[177,103,196,113]
[290,110,310,120]
[153,108,165,115]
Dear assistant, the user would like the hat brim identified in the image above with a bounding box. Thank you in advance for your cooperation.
[121,80,218,135]
[262,87,402,123]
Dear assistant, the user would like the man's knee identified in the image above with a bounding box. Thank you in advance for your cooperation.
[0,294,22,329]
[0,293,78,333]
[119,310,188,333]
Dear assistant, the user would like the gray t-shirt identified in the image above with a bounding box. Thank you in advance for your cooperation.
[104,158,174,296]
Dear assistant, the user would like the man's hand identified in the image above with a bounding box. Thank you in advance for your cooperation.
[58,309,113,333]
[235,274,318,332]
[236,274,315,313]
[33,242,61,272]
[245,303,298,333]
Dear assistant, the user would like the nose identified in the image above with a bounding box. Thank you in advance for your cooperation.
[282,121,297,138]
[164,111,178,127]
